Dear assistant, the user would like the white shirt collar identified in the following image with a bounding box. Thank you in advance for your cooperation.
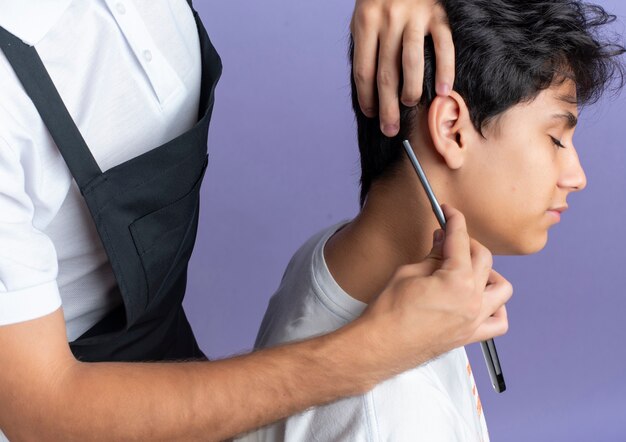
[0,0,73,46]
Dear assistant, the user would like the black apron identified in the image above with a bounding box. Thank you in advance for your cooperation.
[0,0,221,362]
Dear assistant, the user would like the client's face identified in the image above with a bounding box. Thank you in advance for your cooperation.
[457,80,587,255]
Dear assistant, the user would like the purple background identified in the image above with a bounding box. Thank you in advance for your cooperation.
[184,1,626,440]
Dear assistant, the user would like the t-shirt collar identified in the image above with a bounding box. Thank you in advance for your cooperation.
[0,0,73,46]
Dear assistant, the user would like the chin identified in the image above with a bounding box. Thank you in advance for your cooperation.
[515,234,549,255]
[489,232,549,256]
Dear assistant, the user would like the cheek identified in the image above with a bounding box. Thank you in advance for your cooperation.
[457,140,556,254]
[488,137,557,208]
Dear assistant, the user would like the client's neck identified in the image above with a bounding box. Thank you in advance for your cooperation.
[324,168,443,305]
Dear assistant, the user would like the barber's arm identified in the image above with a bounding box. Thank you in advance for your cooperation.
[0,206,511,441]
[351,0,455,137]
[0,2,501,440]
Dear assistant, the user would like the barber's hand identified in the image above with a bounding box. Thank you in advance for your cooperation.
[358,205,512,371]
[351,0,455,137]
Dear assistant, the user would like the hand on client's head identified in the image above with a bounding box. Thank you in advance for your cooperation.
[350,0,455,137]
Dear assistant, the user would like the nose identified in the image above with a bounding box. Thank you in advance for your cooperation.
[558,145,587,192]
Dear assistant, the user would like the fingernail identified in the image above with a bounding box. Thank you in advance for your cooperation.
[436,83,450,96]
[364,108,376,117]
[382,123,399,135]
[434,229,445,245]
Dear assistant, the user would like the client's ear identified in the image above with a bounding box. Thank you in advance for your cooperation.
[427,91,474,170]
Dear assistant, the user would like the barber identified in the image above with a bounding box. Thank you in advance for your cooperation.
[0,0,511,440]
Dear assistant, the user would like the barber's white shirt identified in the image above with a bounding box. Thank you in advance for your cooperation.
[0,0,202,341]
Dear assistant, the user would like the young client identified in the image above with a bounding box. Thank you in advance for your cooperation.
[237,0,624,440]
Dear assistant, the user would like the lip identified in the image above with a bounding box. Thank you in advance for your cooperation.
[548,206,568,214]
[547,206,568,222]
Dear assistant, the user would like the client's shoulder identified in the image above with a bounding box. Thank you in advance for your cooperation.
[254,221,351,349]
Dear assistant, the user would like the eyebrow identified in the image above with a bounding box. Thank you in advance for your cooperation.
[551,112,578,129]
[556,93,578,105]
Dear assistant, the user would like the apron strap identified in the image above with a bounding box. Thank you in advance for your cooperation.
[0,26,103,191]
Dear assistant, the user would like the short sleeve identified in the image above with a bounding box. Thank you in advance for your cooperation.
[0,135,62,325]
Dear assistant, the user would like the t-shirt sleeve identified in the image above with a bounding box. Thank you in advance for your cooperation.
[0,135,61,325]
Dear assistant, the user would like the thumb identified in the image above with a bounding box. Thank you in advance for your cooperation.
[424,229,445,262]
[411,229,446,277]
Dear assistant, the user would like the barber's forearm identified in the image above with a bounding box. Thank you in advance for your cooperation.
[16,321,378,441]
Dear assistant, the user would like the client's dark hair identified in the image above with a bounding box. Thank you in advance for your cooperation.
[350,0,625,207]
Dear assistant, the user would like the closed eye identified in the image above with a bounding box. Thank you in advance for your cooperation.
[550,136,566,149]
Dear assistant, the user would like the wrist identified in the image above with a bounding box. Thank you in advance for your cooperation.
[319,317,389,394]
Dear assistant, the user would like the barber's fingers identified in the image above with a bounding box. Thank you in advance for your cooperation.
[429,7,455,96]
[470,239,494,296]
[470,271,513,342]
[472,305,509,343]
[377,23,404,136]
[482,271,513,320]
[438,204,472,273]
[435,205,493,297]
[401,23,425,106]
[351,9,380,118]
[411,229,446,277]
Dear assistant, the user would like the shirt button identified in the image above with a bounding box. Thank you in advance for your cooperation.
[143,50,153,62]
[116,2,126,14]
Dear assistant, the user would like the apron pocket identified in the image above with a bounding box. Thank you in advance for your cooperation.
[129,155,208,305]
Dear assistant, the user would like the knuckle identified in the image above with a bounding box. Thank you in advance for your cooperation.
[475,238,490,253]
[403,28,424,45]
[433,2,448,15]
[504,280,514,298]
[472,239,491,261]
[402,90,422,105]
[359,101,375,117]
[394,264,414,280]
[433,40,454,56]
[377,68,397,88]
[404,274,423,291]
[454,210,467,226]
[401,71,422,89]
[495,319,509,337]
[378,107,397,124]
[431,3,449,24]
[352,4,379,31]
[402,47,420,68]
[354,66,373,86]
[445,272,474,297]
[383,4,404,23]
[482,248,494,269]
[484,255,494,272]
[379,94,399,114]
[433,35,454,53]
[460,273,476,294]
[503,278,512,291]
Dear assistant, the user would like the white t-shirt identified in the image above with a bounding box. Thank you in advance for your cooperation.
[0,0,201,340]
[237,223,490,442]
